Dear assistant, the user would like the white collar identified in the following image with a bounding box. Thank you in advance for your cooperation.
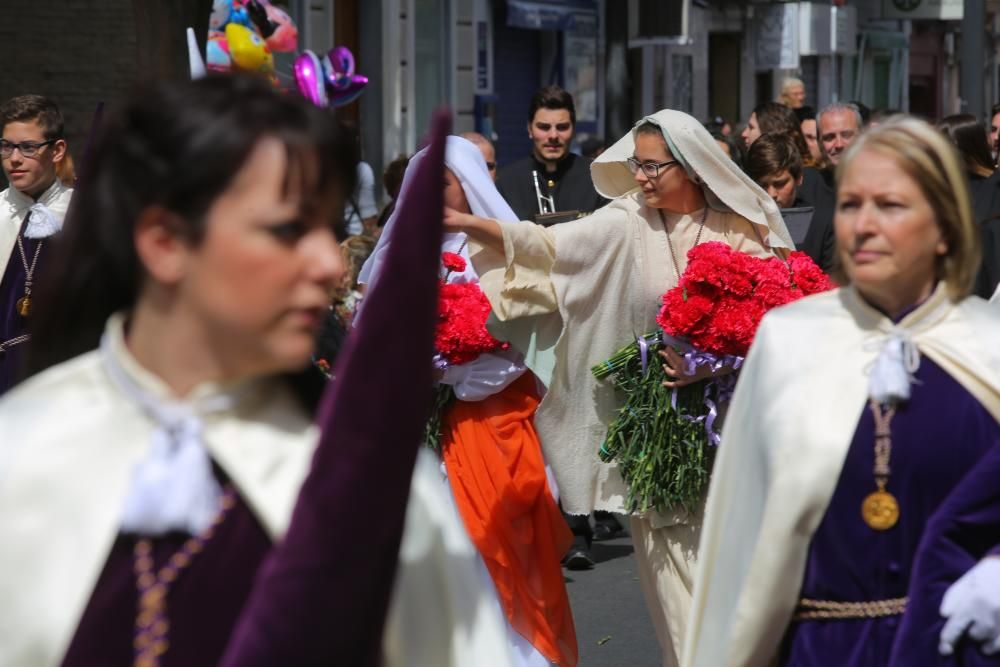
[2,179,70,238]
[3,178,67,214]
[102,313,264,535]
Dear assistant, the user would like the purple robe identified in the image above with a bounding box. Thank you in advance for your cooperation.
[780,357,1000,666]
[892,436,1000,664]
[62,471,271,667]
[0,215,49,395]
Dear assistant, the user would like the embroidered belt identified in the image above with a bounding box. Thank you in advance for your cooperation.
[792,596,908,621]
[0,334,30,354]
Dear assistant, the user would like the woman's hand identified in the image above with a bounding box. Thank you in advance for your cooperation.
[443,207,483,233]
[659,347,734,388]
[443,207,504,253]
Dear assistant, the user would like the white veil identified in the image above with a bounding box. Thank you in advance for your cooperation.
[358,136,518,288]
[591,109,794,251]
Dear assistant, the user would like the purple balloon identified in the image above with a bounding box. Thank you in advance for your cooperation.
[328,75,368,108]
[325,46,356,91]
[294,50,328,107]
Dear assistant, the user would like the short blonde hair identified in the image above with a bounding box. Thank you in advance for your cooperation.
[836,115,979,300]
[777,77,804,106]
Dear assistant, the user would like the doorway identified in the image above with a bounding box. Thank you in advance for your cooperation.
[709,33,741,125]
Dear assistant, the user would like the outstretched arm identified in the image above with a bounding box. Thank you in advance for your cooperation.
[443,206,503,253]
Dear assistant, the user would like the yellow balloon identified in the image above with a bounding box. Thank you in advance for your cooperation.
[225,23,274,74]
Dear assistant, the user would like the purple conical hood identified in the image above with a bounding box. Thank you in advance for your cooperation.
[221,108,451,666]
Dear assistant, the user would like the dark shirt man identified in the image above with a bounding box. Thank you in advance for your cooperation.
[497,85,606,223]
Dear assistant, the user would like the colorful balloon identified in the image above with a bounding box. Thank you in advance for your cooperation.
[225,23,274,75]
[324,46,356,90]
[294,51,328,107]
[263,4,298,52]
[206,30,232,72]
[209,0,231,32]
[328,75,368,108]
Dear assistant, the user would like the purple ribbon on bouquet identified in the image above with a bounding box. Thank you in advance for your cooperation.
[662,332,744,446]
[637,334,653,374]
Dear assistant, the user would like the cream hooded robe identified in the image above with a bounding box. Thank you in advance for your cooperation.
[470,109,793,517]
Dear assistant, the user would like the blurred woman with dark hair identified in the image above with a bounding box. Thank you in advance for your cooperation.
[937,114,995,181]
[0,76,509,667]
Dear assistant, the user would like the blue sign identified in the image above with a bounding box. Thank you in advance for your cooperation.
[506,0,598,31]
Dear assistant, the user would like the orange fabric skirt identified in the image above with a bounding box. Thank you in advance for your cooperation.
[441,372,578,667]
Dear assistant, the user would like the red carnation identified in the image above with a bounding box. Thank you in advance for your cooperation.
[441,251,467,274]
[436,281,507,365]
[656,245,834,359]
[789,251,835,294]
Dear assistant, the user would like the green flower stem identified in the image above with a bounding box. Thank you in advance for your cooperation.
[593,334,714,513]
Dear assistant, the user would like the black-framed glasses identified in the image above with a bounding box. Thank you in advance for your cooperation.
[0,139,58,158]
[626,156,679,178]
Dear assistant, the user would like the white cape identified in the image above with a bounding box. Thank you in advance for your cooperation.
[683,284,1000,666]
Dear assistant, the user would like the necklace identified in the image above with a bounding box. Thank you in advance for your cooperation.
[661,208,709,281]
[442,237,469,282]
[861,400,900,530]
[14,233,43,317]
[131,485,237,667]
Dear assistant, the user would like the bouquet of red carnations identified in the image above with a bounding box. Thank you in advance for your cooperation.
[593,242,833,513]
[424,251,508,449]
[435,253,508,364]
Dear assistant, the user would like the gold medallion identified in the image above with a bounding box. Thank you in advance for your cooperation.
[862,489,899,530]
[16,296,31,317]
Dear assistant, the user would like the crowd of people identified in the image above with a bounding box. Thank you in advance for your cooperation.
[3,66,1000,667]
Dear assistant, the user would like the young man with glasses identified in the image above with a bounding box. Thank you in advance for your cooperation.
[0,95,73,394]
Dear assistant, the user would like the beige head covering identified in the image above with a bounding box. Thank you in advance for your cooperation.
[591,109,794,250]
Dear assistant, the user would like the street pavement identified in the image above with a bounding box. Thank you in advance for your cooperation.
[564,528,662,666]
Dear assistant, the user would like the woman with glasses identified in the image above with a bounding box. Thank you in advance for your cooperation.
[445,109,793,666]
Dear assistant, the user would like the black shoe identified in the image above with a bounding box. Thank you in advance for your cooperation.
[593,513,624,541]
[563,546,595,570]
[593,522,621,541]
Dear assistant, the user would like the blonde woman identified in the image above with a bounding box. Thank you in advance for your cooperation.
[685,117,1000,666]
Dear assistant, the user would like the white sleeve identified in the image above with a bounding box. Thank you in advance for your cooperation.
[439,351,527,402]
[357,162,379,218]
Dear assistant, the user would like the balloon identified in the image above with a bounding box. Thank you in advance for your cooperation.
[245,0,275,37]
[324,46,356,90]
[328,75,368,108]
[294,51,328,107]
[225,23,274,75]
[209,0,231,32]
[187,27,207,79]
[206,31,231,72]
[228,2,252,29]
[264,4,298,52]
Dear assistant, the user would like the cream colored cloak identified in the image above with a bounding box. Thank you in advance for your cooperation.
[0,316,511,666]
[471,194,775,516]
[0,180,73,269]
[682,284,1000,667]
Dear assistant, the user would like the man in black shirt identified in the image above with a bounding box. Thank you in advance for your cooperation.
[497,85,606,224]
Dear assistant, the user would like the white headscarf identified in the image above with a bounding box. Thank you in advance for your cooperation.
[591,109,794,250]
[359,136,518,288]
